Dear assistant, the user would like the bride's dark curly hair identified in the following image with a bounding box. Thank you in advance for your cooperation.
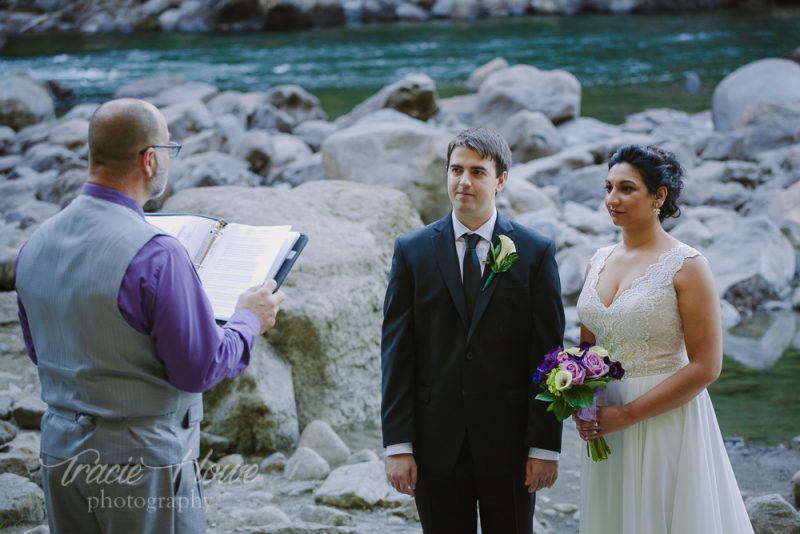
[607,144,684,222]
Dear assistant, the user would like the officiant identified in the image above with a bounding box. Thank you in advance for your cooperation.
[15,98,286,533]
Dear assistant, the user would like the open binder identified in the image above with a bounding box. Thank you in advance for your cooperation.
[145,213,308,322]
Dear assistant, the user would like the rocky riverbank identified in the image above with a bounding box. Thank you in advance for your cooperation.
[0,0,750,38]
[1,55,800,531]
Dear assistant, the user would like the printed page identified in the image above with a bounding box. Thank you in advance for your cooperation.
[145,215,219,260]
[199,224,292,320]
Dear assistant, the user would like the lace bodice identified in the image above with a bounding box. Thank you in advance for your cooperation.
[576,243,701,378]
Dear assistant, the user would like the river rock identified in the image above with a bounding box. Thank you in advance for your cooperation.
[395,2,430,21]
[0,420,16,446]
[557,117,621,146]
[12,394,46,430]
[299,504,354,526]
[47,118,89,150]
[476,64,581,127]
[549,164,607,208]
[510,146,596,188]
[322,121,449,223]
[232,129,275,177]
[0,74,55,131]
[162,100,217,141]
[249,101,295,133]
[465,57,509,93]
[298,420,351,467]
[260,452,288,473]
[704,216,795,310]
[515,211,594,252]
[722,310,795,369]
[314,460,409,510]
[346,449,378,465]
[272,152,327,187]
[4,200,60,230]
[35,167,87,207]
[0,452,30,477]
[561,201,615,234]
[285,446,331,481]
[24,143,79,174]
[712,58,800,132]
[151,81,219,108]
[500,110,564,163]
[158,0,213,32]
[170,152,261,192]
[336,74,439,129]
[4,432,40,474]
[501,177,558,217]
[270,133,313,169]
[681,180,749,210]
[669,217,713,248]
[623,108,697,135]
[294,120,337,152]
[229,504,292,528]
[263,0,346,31]
[745,493,800,534]
[734,101,800,160]
[113,75,187,100]
[0,473,46,524]
[556,244,598,298]
[266,85,327,126]
[0,126,16,155]
[160,181,421,447]
[431,0,480,20]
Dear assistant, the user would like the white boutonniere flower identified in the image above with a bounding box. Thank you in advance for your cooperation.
[482,234,518,291]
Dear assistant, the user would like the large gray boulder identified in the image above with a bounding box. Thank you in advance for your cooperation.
[0,473,46,525]
[499,110,564,163]
[475,65,581,128]
[159,181,422,451]
[151,81,219,108]
[465,57,509,93]
[745,493,800,534]
[336,74,439,129]
[162,101,216,141]
[704,216,795,310]
[712,59,800,132]
[0,74,55,131]
[321,121,451,223]
[113,74,187,100]
[284,446,331,481]
[723,311,795,369]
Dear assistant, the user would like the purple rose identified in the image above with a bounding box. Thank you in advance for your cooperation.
[583,351,610,378]
[559,360,586,385]
[604,356,625,380]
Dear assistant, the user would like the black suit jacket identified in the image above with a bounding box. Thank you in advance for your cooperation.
[381,212,565,475]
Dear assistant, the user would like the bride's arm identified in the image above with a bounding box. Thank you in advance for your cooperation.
[591,255,723,437]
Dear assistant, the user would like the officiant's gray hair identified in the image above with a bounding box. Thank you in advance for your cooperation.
[447,127,512,178]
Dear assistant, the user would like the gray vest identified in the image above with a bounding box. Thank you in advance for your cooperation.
[16,194,202,465]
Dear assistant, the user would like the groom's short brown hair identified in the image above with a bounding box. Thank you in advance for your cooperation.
[446,127,512,178]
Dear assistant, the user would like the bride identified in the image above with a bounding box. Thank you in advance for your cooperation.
[574,144,754,534]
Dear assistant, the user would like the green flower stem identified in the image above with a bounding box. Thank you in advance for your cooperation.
[586,437,611,462]
[482,271,495,291]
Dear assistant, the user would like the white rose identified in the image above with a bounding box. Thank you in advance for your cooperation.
[553,369,573,391]
[496,235,516,263]
[589,346,609,357]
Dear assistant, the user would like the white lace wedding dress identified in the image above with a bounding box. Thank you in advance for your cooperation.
[576,242,754,534]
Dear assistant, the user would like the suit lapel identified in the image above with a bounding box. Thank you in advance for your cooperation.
[431,214,469,330]
[467,213,515,342]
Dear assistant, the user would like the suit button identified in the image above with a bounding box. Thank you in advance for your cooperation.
[465,352,473,361]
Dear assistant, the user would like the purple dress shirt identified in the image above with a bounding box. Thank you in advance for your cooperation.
[16,183,261,393]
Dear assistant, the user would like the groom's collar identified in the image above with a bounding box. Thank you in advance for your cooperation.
[451,209,497,243]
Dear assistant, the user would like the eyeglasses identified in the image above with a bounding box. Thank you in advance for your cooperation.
[139,141,182,158]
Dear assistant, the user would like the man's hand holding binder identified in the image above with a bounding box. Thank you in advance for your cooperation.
[237,279,287,334]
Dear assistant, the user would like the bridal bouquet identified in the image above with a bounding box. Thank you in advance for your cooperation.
[533,343,625,461]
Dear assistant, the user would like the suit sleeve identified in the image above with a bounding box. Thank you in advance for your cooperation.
[381,239,417,447]
[526,240,565,451]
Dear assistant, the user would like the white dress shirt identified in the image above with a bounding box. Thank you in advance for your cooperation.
[386,210,559,462]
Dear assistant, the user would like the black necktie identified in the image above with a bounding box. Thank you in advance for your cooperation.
[463,233,482,322]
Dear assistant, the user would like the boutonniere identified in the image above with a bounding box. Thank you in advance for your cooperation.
[482,234,518,291]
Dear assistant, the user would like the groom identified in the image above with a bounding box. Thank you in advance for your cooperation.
[381,127,565,533]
